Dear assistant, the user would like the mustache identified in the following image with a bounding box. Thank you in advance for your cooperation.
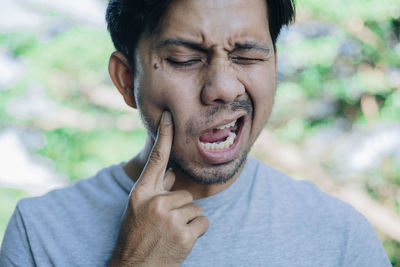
[204,97,253,121]
[186,97,253,136]
[142,97,253,140]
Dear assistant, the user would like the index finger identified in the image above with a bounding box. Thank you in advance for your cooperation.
[137,111,174,193]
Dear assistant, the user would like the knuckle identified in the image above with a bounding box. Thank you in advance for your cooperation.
[181,190,193,202]
[149,195,166,217]
[196,204,204,214]
[202,216,210,228]
[199,216,210,231]
[193,203,204,214]
[158,128,171,138]
[130,189,148,208]
[129,191,142,209]
[176,231,193,248]
[131,188,144,201]
[166,210,179,226]
[148,150,165,165]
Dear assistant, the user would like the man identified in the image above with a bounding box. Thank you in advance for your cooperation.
[0,0,391,266]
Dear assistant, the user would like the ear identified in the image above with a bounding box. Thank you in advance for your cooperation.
[108,51,137,108]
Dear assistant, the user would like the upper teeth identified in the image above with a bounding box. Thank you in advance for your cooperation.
[216,119,237,130]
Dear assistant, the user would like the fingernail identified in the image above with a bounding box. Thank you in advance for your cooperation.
[162,111,172,125]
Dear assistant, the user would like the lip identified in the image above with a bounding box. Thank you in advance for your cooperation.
[200,112,247,133]
[197,116,245,164]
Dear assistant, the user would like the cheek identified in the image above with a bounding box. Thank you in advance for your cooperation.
[137,60,176,113]
[241,66,276,140]
[243,66,276,111]
[255,76,275,116]
[138,65,200,132]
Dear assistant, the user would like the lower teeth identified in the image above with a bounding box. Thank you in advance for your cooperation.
[200,132,237,151]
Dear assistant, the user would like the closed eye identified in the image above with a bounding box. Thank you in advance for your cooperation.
[230,56,264,65]
[166,58,202,67]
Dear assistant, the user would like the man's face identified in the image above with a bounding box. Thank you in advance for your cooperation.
[134,0,276,184]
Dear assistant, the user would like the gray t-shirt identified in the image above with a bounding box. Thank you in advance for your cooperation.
[0,157,391,266]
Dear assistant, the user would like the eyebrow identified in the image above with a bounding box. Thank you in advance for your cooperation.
[155,38,270,55]
[233,42,271,55]
[155,38,208,53]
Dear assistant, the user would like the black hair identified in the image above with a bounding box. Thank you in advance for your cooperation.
[106,0,295,67]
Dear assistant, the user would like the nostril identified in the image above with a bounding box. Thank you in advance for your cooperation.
[214,99,225,104]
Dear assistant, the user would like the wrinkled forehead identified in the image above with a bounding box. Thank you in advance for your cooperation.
[152,0,271,49]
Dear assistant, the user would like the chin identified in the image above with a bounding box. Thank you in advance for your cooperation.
[169,146,249,185]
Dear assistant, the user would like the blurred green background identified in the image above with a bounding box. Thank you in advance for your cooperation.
[0,0,399,264]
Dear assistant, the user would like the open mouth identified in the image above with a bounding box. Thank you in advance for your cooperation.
[196,116,245,163]
[199,116,243,151]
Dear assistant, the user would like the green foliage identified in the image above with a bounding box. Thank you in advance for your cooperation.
[383,238,400,266]
[28,27,113,72]
[0,79,29,124]
[274,0,400,138]
[38,128,146,180]
[300,0,399,22]
[381,90,400,122]
[26,28,114,107]
[0,32,38,55]
[1,0,399,262]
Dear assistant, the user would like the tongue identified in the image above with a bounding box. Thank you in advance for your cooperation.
[199,127,231,143]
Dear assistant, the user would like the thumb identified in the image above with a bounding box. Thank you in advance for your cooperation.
[163,168,176,191]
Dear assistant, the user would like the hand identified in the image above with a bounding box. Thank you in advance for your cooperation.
[108,111,210,267]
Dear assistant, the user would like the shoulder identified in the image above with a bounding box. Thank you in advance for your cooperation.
[249,156,353,213]
[4,163,133,265]
[17,163,132,224]
[247,156,373,235]
[247,157,390,265]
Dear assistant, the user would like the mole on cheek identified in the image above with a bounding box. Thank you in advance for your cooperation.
[153,63,160,69]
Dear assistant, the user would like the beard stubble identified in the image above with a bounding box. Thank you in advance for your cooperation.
[139,97,254,185]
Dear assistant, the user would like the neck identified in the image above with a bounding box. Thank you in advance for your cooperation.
[123,135,242,199]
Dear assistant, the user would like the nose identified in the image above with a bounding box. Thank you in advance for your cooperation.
[201,58,245,105]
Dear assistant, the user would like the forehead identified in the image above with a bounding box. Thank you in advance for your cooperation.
[155,0,270,47]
